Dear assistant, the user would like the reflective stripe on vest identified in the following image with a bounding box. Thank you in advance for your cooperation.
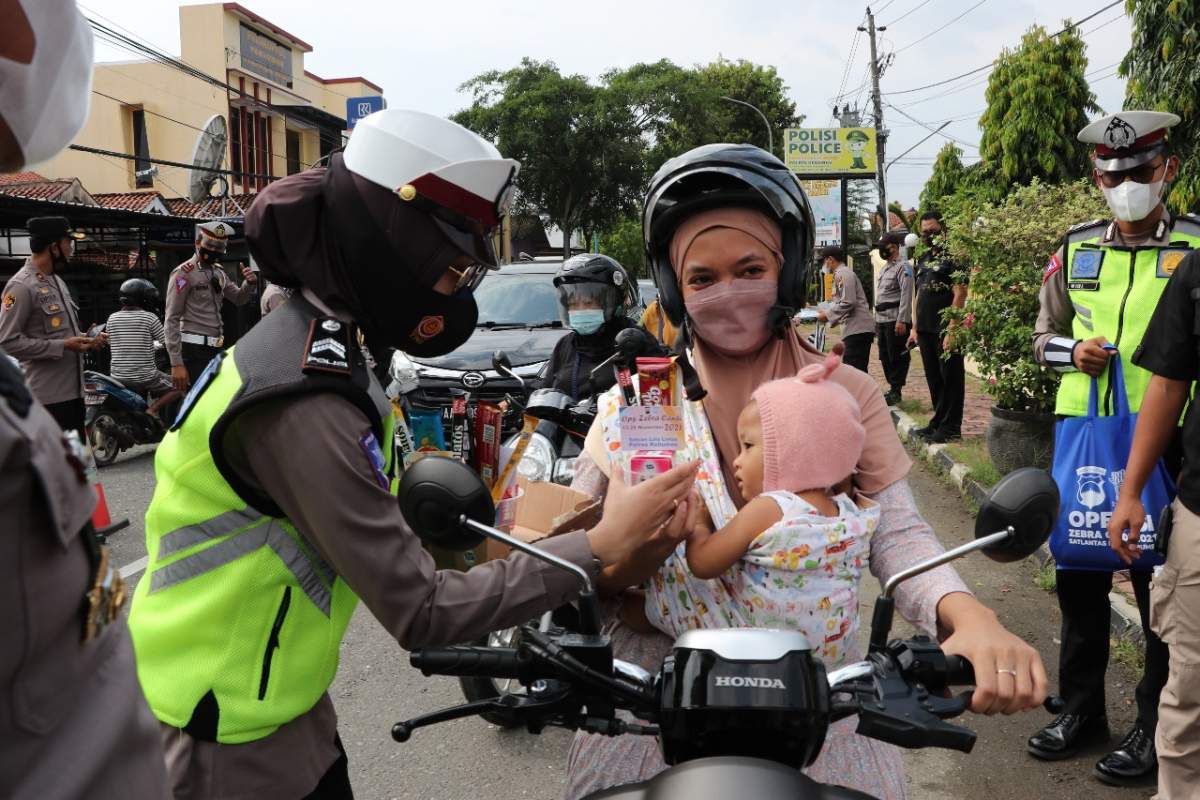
[1055,221,1200,417]
[151,516,334,616]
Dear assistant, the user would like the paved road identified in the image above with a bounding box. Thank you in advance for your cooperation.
[100,447,1153,799]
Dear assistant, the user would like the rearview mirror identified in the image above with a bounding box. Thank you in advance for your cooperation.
[974,467,1060,562]
[398,456,495,552]
[492,351,513,373]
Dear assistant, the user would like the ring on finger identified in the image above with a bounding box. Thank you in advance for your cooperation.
[996,668,1017,677]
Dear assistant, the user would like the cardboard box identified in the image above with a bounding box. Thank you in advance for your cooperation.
[485,479,601,562]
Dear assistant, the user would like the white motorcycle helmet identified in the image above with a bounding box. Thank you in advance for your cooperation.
[343,109,520,285]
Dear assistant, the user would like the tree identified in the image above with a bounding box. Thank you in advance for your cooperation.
[844,179,876,247]
[1121,0,1200,211]
[978,24,1099,193]
[598,215,646,279]
[603,58,803,168]
[454,59,645,258]
[919,143,967,213]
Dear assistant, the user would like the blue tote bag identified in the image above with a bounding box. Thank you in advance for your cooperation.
[1049,348,1174,571]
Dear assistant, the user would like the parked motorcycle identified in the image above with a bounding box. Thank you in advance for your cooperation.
[395,458,1064,799]
[84,368,178,466]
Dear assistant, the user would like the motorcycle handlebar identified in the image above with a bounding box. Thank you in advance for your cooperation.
[410,646,547,680]
[944,655,974,686]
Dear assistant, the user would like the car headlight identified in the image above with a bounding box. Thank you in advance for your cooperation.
[388,351,420,395]
[513,360,547,379]
[517,432,555,482]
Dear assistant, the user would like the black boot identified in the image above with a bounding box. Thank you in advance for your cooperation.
[1094,724,1157,786]
[884,389,902,406]
[1027,713,1109,760]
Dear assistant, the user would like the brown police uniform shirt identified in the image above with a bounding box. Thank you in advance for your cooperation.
[157,390,599,799]
[0,261,84,405]
[164,255,256,367]
[826,264,875,337]
[0,359,169,799]
[874,258,913,325]
[1033,212,1170,365]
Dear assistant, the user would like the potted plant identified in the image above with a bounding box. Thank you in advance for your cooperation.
[938,178,1110,474]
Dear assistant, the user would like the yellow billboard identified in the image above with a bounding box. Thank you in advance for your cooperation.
[784,127,878,175]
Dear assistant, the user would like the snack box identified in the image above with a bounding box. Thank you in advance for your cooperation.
[628,450,676,485]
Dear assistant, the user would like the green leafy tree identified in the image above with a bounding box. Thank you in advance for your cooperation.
[919,143,967,214]
[978,24,1099,193]
[454,59,645,258]
[941,178,1110,412]
[1121,0,1200,211]
[598,215,646,279]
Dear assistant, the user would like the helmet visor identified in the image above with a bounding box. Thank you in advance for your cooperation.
[555,280,621,326]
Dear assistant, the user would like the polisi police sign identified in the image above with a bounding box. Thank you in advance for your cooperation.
[346,96,386,129]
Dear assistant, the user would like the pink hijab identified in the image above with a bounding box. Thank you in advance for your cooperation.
[670,208,910,507]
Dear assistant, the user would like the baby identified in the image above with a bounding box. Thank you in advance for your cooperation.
[645,354,880,664]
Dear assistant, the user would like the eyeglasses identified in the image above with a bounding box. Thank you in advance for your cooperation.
[446,263,491,293]
[1097,160,1165,188]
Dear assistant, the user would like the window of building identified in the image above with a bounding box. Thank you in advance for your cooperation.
[230,107,242,175]
[286,128,301,175]
[131,108,153,188]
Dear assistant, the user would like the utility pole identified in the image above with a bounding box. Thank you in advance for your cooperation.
[860,8,888,235]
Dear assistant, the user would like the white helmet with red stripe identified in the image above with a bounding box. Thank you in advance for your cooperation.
[343,109,518,239]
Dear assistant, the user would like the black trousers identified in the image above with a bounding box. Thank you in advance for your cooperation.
[916,331,965,435]
[875,322,910,392]
[180,342,220,384]
[1057,568,1168,732]
[44,397,86,440]
[302,735,353,799]
[841,332,874,374]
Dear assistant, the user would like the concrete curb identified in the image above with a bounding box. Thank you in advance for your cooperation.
[890,405,1146,648]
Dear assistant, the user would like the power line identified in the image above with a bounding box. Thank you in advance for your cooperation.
[883,0,936,26]
[885,102,980,148]
[884,0,1124,95]
[894,0,988,53]
[69,144,277,183]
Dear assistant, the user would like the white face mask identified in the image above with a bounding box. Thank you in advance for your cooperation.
[1102,178,1165,223]
[0,0,95,170]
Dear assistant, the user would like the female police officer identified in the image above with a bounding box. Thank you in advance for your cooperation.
[126,109,699,799]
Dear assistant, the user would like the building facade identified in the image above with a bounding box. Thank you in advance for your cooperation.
[39,2,384,199]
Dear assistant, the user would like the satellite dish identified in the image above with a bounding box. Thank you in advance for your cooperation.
[189,115,229,203]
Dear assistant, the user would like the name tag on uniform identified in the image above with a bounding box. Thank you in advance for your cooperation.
[1068,249,1104,291]
[1157,248,1190,278]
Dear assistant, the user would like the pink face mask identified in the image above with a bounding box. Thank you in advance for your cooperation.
[684,279,779,356]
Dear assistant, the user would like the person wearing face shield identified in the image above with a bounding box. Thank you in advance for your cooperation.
[125,109,700,800]
[1028,111,1200,786]
[543,253,650,397]
[164,221,257,391]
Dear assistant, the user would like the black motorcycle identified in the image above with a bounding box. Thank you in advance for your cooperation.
[396,457,1064,799]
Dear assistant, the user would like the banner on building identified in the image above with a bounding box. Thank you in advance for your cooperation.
[785,128,877,176]
[800,179,842,247]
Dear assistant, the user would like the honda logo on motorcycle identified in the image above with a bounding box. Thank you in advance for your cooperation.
[462,371,486,389]
[713,676,786,689]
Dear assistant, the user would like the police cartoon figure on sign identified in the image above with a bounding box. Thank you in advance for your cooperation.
[1029,109,1200,782]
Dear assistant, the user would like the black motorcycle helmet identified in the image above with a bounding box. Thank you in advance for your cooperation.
[119,277,159,309]
[642,143,815,326]
[552,253,638,327]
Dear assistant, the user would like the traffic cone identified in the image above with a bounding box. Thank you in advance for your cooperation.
[79,432,129,540]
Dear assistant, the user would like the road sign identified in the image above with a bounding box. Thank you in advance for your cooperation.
[346,96,386,129]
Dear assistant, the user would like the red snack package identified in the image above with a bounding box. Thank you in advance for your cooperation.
[473,401,503,488]
[636,357,674,406]
[449,395,471,464]
[629,450,675,485]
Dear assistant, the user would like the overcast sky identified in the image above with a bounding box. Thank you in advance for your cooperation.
[79,0,1133,207]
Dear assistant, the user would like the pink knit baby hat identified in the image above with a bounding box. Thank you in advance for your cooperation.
[751,353,866,493]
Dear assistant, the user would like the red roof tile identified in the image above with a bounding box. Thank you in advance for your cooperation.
[0,181,74,201]
[0,171,48,186]
[93,192,167,213]
[165,192,258,219]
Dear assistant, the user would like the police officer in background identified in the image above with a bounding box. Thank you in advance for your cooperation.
[127,109,698,799]
[1030,110,1200,786]
[909,211,968,443]
[873,230,913,405]
[816,245,873,372]
[0,216,105,438]
[164,221,257,390]
[0,1,170,796]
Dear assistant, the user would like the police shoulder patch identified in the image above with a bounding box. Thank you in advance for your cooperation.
[175,276,188,293]
[358,429,389,489]
[2,293,14,311]
[302,317,352,376]
[1042,253,1063,285]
